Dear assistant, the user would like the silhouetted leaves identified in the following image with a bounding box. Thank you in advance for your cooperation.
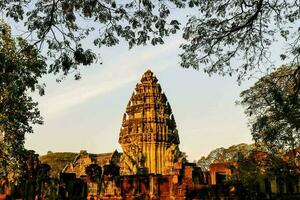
[180,0,300,82]
[240,65,300,154]
[1,0,183,80]
[197,143,255,171]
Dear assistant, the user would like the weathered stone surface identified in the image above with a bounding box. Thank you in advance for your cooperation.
[119,70,180,175]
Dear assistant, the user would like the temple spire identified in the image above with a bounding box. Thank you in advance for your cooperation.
[119,69,180,175]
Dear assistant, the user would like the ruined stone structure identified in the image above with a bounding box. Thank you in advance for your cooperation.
[62,150,120,178]
[57,70,202,199]
[33,69,300,199]
[119,70,180,175]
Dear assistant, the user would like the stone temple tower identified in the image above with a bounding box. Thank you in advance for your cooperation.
[119,70,180,175]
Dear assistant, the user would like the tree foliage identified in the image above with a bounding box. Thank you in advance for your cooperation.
[0,0,183,80]
[0,21,46,181]
[240,65,300,154]
[226,149,299,199]
[197,143,255,171]
[39,152,77,178]
[226,151,263,199]
[180,0,300,81]
[2,0,299,81]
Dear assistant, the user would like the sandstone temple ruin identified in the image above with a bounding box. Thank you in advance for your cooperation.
[62,70,203,199]
[2,70,299,200]
[119,69,181,176]
[58,70,300,200]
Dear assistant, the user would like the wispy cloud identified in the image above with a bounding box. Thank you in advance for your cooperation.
[36,38,182,119]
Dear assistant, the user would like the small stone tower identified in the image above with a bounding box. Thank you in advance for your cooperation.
[119,70,180,175]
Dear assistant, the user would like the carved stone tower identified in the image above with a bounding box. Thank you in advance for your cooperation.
[119,70,180,175]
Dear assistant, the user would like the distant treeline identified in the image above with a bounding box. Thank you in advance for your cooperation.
[39,152,77,178]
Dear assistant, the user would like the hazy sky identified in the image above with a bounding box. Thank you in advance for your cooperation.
[18,6,291,162]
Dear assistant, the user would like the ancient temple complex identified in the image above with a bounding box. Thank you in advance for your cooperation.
[119,70,181,175]
[52,70,300,199]
[59,70,200,199]
[2,69,299,200]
